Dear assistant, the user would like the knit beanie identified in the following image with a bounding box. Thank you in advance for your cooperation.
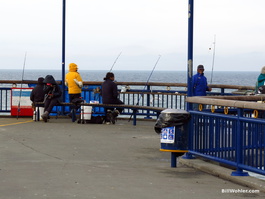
[69,63,78,72]
[103,72,114,80]
[37,77,44,84]
[261,66,265,74]
[197,65,204,70]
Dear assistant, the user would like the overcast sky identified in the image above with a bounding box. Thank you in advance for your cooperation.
[0,0,264,72]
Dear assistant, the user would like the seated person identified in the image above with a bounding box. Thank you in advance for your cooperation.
[101,72,124,124]
[41,75,62,122]
[30,77,45,120]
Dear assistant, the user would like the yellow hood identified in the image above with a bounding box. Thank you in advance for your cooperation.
[69,63,78,72]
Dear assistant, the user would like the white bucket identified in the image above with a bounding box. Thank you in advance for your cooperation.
[33,107,45,121]
[81,106,92,120]
[33,111,36,121]
[39,107,44,120]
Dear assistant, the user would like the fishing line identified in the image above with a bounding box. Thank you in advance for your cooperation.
[109,51,122,72]
[128,55,161,122]
[17,52,27,119]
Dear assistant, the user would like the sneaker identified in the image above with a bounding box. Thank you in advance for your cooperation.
[105,109,112,124]
[113,110,120,117]
[41,111,49,123]
[111,110,119,124]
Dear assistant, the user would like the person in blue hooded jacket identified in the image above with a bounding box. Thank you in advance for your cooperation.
[192,65,212,96]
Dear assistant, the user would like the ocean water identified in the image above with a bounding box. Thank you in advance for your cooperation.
[0,69,260,87]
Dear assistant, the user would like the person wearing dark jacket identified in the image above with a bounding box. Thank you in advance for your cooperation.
[30,77,46,120]
[30,77,45,107]
[41,75,62,122]
[101,72,123,124]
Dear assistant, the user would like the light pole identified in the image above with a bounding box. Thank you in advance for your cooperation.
[62,0,66,103]
[187,0,194,111]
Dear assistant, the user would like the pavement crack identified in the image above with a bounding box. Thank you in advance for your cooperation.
[11,138,63,161]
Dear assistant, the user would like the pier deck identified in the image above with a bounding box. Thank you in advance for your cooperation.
[0,117,264,199]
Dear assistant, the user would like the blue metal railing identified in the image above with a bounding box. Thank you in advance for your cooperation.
[188,109,265,176]
[0,83,190,117]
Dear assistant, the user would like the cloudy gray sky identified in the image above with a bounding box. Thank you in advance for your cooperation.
[0,0,264,71]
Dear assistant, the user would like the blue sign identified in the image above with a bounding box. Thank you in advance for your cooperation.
[160,126,175,143]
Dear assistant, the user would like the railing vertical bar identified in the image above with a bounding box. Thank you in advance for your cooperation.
[0,90,2,110]
[209,116,213,156]
[216,116,219,157]
[258,125,262,169]
[219,118,223,158]
[206,116,210,154]
[223,119,227,159]
[192,115,199,151]
[255,126,259,168]
[242,122,247,167]
[246,123,251,165]
[252,122,255,167]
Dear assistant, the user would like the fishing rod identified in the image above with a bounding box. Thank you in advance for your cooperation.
[210,35,216,84]
[128,55,161,122]
[17,52,27,120]
[109,51,122,72]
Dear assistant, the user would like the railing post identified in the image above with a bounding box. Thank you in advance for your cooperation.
[221,88,225,95]
[231,108,249,176]
[144,85,152,119]
[182,112,195,159]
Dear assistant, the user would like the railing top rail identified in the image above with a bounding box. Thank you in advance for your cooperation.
[186,95,265,110]
[0,80,255,90]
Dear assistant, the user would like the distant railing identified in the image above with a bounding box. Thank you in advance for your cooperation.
[186,95,265,176]
[0,80,255,117]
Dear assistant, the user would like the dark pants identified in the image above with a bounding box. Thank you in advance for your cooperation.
[103,99,124,113]
[69,93,82,111]
[69,94,81,102]
[44,98,59,113]
[104,99,124,114]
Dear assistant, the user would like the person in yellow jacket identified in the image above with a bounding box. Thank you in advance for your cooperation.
[65,63,83,119]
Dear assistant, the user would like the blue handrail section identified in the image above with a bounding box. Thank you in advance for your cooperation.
[188,109,265,176]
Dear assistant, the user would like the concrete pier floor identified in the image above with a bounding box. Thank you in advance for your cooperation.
[0,117,264,199]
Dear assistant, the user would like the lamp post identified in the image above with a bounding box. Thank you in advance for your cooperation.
[187,0,194,111]
[62,0,66,103]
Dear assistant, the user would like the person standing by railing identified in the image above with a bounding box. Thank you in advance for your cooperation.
[101,72,124,124]
[255,66,265,94]
[192,65,212,110]
[192,65,212,96]
[65,63,83,120]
